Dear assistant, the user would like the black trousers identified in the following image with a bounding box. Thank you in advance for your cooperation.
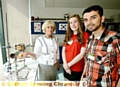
[63,69,83,81]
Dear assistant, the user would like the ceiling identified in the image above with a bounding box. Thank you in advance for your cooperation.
[44,0,120,9]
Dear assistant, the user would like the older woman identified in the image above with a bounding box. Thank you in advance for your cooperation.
[19,20,60,81]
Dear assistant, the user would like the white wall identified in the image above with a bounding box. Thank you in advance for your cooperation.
[32,7,120,19]
[6,0,30,45]
[2,0,120,58]
[2,0,30,56]
[30,0,120,19]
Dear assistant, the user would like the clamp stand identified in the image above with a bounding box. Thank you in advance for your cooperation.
[9,43,31,81]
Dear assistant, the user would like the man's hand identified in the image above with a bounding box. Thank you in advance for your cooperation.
[80,78,88,87]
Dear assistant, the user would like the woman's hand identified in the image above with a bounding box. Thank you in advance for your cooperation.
[65,68,71,75]
[57,61,60,71]
[63,63,68,70]
[63,63,71,75]
[17,52,28,59]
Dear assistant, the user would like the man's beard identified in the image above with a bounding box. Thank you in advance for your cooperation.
[87,22,101,32]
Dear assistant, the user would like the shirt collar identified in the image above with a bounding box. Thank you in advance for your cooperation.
[90,28,105,40]
[44,35,53,39]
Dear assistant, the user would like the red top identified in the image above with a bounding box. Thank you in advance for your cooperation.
[65,32,89,72]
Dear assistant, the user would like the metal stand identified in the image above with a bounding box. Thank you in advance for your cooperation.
[3,43,33,81]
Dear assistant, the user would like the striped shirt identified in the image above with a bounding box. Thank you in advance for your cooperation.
[83,29,120,87]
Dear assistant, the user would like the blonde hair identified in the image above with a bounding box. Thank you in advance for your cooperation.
[42,20,56,33]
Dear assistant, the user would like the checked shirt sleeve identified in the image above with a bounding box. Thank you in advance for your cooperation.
[116,33,120,68]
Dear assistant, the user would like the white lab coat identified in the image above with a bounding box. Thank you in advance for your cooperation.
[34,35,59,65]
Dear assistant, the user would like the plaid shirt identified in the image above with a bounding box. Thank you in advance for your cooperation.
[83,29,120,87]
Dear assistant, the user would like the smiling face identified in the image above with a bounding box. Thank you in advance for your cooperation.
[45,25,54,37]
[69,17,79,34]
[42,20,56,38]
[83,11,104,32]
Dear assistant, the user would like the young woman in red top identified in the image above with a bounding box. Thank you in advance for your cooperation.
[62,14,89,81]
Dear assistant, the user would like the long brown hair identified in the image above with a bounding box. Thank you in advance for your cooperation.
[63,14,83,45]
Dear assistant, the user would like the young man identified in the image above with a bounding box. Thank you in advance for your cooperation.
[81,5,120,87]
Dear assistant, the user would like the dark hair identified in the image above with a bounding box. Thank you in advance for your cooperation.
[63,14,83,45]
[82,5,103,17]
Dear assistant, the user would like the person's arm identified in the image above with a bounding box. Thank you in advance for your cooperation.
[67,47,86,67]
[80,61,87,81]
[68,32,89,67]
[19,52,36,60]
[67,32,89,70]
[18,38,42,60]
[116,38,120,77]
[80,65,88,87]
[62,46,71,74]
[62,46,69,68]
[62,46,67,64]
